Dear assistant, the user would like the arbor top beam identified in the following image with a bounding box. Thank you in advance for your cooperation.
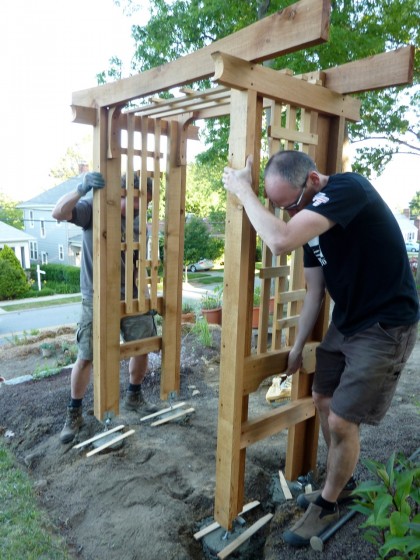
[212,52,361,122]
[72,0,330,109]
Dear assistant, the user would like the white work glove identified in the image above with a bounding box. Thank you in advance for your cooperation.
[77,172,105,196]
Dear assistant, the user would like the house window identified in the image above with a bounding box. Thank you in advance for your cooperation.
[41,251,48,264]
[30,242,38,260]
[29,211,34,228]
[40,220,46,238]
[59,245,64,261]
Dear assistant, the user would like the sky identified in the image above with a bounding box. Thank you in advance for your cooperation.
[1,0,142,201]
[0,0,418,212]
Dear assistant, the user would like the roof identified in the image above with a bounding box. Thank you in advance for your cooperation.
[17,175,83,208]
[0,221,36,243]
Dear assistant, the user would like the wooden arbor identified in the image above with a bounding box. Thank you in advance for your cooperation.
[71,0,414,531]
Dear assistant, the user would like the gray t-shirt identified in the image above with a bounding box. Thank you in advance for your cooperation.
[71,201,144,301]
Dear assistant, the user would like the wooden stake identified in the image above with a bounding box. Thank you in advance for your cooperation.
[140,402,187,422]
[86,429,135,457]
[73,425,125,449]
[279,470,293,500]
[217,513,273,559]
[193,500,260,540]
[151,408,195,426]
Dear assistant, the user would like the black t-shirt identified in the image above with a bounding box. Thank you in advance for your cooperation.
[303,172,419,335]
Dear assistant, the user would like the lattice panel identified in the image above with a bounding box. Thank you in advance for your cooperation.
[119,115,164,318]
[255,99,318,355]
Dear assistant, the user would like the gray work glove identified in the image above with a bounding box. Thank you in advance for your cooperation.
[77,172,105,196]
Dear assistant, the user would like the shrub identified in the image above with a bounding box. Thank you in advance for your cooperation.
[0,246,29,300]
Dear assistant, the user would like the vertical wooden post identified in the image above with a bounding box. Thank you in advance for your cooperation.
[93,106,123,420]
[215,89,263,529]
[160,119,187,399]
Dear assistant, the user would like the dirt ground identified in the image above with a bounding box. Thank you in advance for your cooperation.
[0,323,419,560]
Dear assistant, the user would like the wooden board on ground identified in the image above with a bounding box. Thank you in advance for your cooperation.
[193,500,261,540]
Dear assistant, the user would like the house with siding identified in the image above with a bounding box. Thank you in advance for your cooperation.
[0,221,36,269]
[17,173,87,267]
[394,210,419,243]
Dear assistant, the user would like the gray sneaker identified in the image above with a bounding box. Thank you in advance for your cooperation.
[123,389,158,415]
[296,480,357,509]
[60,406,84,444]
[283,502,339,546]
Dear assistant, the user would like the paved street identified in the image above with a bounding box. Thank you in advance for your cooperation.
[0,281,218,345]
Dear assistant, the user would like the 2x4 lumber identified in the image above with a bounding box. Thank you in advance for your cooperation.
[150,407,195,426]
[242,343,318,395]
[240,397,315,448]
[119,297,164,316]
[269,124,318,145]
[126,86,230,118]
[193,501,260,540]
[119,336,162,359]
[73,425,125,449]
[72,0,330,108]
[318,46,414,94]
[160,120,185,399]
[72,107,200,141]
[140,402,187,422]
[86,429,135,457]
[93,108,122,420]
[215,89,263,530]
[217,513,274,559]
[212,52,361,122]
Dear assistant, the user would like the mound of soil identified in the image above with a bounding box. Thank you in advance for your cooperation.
[0,325,419,560]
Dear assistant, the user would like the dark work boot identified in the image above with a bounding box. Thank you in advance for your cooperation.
[297,478,358,509]
[123,389,159,415]
[60,406,84,444]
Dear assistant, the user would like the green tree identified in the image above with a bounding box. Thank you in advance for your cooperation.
[0,245,28,300]
[49,138,93,182]
[0,194,24,229]
[184,215,224,265]
[107,0,419,177]
[408,191,420,218]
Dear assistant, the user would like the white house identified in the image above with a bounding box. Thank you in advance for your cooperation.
[0,221,36,269]
[393,212,419,243]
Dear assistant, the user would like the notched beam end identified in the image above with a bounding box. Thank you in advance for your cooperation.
[71,105,97,126]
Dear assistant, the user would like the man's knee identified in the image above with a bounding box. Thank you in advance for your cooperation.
[328,411,358,439]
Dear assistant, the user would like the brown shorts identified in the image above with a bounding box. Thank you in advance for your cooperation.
[313,321,418,425]
[76,299,156,361]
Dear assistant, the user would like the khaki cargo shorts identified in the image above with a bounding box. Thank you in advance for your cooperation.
[313,321,418,425]
[76,299,156,361]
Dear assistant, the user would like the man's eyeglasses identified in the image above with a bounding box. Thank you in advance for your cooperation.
[280,176,308,210]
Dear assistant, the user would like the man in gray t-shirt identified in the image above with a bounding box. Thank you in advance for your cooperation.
[52,172,159,444]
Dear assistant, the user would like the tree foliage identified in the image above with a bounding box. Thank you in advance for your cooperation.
[0,245,29,300]
[107,0,419,177]
[0,195,24,229]
[183,215,224,264]
[408,191,420,218]
[49,138,93,182]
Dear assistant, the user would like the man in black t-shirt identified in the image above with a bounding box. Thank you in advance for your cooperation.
[223,150,419,547]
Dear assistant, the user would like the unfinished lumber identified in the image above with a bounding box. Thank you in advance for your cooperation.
[72,0,330,108]
[85,429,135,457]
[216,513,274,559]
[140,401,187,422]
[279,470,293,500]
[193,501,260,540]
[150,407,195,427]
[212,52,361,122]
[73,425,125,449]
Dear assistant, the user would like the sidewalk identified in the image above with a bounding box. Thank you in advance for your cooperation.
[0,292,81,312]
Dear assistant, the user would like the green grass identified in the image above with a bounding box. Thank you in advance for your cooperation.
[195,275,224,285]
[0,295,82,312]
[0,444,72,559]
